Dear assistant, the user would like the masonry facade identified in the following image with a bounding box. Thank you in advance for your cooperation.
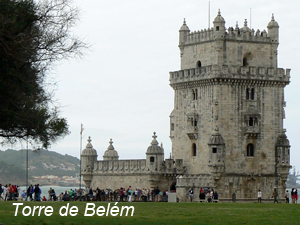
[81,10,291,201]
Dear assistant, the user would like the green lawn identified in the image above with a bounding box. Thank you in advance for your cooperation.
[0,201,299,225]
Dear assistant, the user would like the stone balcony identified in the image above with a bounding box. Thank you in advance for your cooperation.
[169,65,290,87]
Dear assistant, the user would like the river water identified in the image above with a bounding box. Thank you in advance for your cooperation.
[19,186,79,196]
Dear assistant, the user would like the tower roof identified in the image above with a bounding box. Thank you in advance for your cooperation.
[147,132,164,154]
[208,126,225,145]
[276,133,290,147]
[268,13,279,28]
[213,9,225,24]
[241,19,251,32]
[180,18,190,31]
[82,136,97,156]
[103,139,119,159]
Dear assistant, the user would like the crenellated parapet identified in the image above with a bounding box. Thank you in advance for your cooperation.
[92,159,147,174]
[182,27,271,46]
[169,65,290,88]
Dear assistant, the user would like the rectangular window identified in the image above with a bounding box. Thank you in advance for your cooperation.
[212,148,217,153]
[249,117,254,126]
[171,123,174,131]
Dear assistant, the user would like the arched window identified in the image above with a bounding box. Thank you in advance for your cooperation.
[196,60,202,68]
[247,144,254,157]
[243,57,248,66]
[150,156,155,162]
[243,52,252,67]
[192,143,197,156]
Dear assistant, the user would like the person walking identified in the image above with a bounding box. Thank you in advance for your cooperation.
[272,187,278,203]
[257,190,262,203]
[285,190,289,203]
[189,188,194,202]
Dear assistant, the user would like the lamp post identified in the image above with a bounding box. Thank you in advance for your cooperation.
[79,124,83,199]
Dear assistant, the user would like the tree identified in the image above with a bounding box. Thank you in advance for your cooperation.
[0,0,87,148]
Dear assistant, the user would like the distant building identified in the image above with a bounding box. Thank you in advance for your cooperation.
[82,10,291,201]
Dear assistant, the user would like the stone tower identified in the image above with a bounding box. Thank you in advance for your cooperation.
[146,132,164,172]
[169,10,291,200]
[81,136,98,187]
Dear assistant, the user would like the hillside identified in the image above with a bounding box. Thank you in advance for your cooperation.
[0,149,80,184]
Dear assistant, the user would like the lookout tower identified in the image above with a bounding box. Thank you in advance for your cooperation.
[170,10,291,200]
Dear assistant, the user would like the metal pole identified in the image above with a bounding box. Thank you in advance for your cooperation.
[250,8,252,29]
[79,124,83,198]
[26,138,28,193]
[208,1,210,29]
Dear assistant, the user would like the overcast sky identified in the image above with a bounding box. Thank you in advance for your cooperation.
[5,0,300,173]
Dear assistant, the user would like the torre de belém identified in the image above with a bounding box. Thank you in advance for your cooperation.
[81,10,291,202]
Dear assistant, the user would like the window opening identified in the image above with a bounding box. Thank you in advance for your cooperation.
[150,156,155,162]
[197,61,202,68]
[171,123,174,131]
[246,88,250,100]
[212,147,217,153]
[251,88,255,100]
[249,117,254,126]
[192,143,197,156]
[192,89,198,100]
[243,57,247,66]
[247,144,254,157]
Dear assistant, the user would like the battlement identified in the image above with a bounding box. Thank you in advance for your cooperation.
[92,159,147,174]
[182,27,271,45]
[169,65,290,87]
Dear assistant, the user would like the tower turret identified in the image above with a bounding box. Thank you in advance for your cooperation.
[267,13,279,42]
[146,132,164,172]
[208,126,226,180]
[179,18,190,45]
[81,136,98,187]
[213,9,226,38]
[103,139,119,160]
[179,18,190,58]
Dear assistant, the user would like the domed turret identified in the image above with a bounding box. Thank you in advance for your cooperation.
[276,133,290,147]
[213,9,225,24]
[268,13,279,28]
[275,131,291,171]
[213,9,226,38]
[267,14,279,42]
[81,136,98,187]
[146,132,164,172]
[147,132,164,154]
[180,18,190,31]
[82,136,97,156]
[103,139,119,160]
[240,19,251,32]
[179,18,190,45]
[208,126,226,177]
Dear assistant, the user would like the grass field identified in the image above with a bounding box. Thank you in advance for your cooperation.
[0,201,300,225]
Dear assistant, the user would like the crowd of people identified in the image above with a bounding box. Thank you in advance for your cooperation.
[189,187,219,202]
[0,183,298,203]
[0,184,170,202]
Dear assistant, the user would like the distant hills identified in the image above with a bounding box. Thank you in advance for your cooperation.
[0,149,80,185]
